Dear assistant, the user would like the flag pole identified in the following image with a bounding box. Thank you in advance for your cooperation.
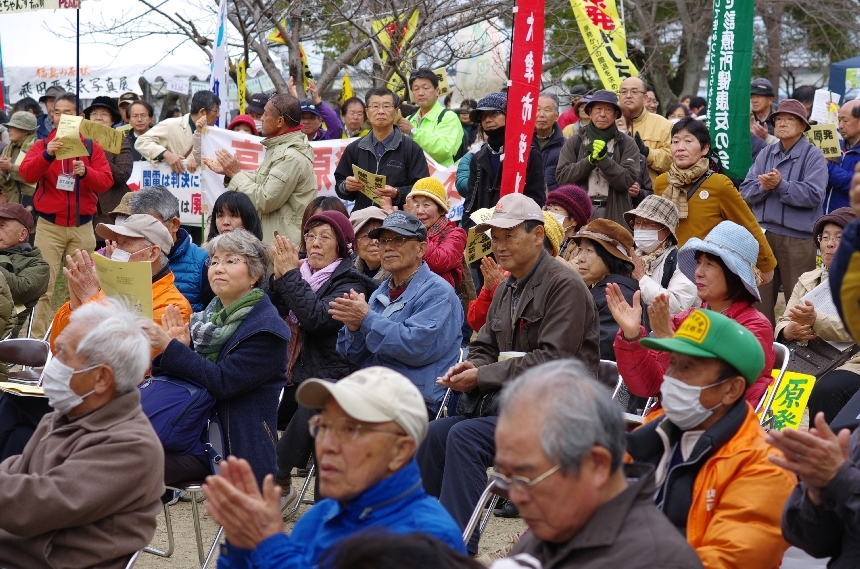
[75,7,80,114]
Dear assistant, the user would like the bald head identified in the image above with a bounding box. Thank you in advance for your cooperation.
[838,99,860,146]
[619,77,646,117]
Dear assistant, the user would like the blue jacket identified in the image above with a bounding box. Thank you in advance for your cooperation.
[739,135,827,239]
[826,139,860,213]
[216,459,466,568]
[152,294,290,487]
[336,262,462,412]
[169,228,209,312]
[36,114,53,141]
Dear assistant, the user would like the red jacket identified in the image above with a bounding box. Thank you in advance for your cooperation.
[425,219,466,289]
[614,300,775,406]
[19,131,113,227]
[467,283,497,332]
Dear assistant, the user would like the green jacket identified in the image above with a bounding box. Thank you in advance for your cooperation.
[408,102,464,167]
[228,130,317,245]
[0,271,17,378]
[0,134,37,204]
[0,244,50,308]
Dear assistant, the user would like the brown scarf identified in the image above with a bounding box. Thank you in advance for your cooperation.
[664,158,710,219]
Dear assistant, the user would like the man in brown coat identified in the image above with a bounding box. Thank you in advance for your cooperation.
[0,299,163,569]
[417,193,600,554]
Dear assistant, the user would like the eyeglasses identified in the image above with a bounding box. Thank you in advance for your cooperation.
[356,234,378,244]
[206,256,247,268]
[308,415,404,443]
[633,220,664,230]
[367,104,395,112]
[488,464,561,494]
[619,89,643,96]
[481,110,504,121]
[304,233,335,245]
[378,236,416,247]
[817,234,842,245]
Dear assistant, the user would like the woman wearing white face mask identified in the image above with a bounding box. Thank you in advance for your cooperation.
[543,184,593,265]
[623,195,697,316]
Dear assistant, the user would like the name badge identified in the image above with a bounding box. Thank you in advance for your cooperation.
[56,174,75,192]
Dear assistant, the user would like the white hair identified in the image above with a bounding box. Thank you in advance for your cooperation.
[69,298,151,394]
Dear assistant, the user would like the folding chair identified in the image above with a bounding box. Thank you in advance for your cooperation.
[0,338,50,385]
[461,477,508,544]
[123,550,141,569]
[609,362,656,422]
[434,346,468,421]
[757,342,791,430]
[282,463,317,520]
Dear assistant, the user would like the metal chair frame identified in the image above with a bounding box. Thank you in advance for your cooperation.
[123,550,141,569]
[282,463,317,520]
[462,478,505,543]
[144,482,223,568]
[757,342,791,430]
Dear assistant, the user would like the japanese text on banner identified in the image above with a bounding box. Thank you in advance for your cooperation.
[569,0,637,91]
[502,0,544,197]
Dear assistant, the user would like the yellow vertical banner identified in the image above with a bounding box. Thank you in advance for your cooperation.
[342,72,354,100]
[237,60,247,115]
[298,43,314,93]
[371,10,419,65]
[569,0,638,92]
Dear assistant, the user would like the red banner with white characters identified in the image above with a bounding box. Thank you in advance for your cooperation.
[501,0,544,196]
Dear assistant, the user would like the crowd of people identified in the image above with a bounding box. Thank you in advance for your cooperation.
[1,67,860,569]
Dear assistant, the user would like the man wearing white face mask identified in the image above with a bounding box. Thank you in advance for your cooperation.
[626,308,796,569]
[0,299,164,568]
[623,195,697,315]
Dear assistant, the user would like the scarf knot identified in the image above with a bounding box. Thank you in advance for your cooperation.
[663,158,710,219]
[190,288,264,362]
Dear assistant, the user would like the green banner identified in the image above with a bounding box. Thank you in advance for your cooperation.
[706,0,753,180]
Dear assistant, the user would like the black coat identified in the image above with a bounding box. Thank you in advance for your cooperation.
[539,123,566,192]
[590,273,647,361]
[334,129,430,211]
[266,260,377,384]
[462,142,546,229]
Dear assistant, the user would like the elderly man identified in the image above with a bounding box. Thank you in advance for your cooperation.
[0,204,49,315]
[331,211,462,415]
[750,78,779,143]
[556,89,640,226]
[0,299,163,568]
[418,193,600,554]
[618,77,672,183]
[397,68,465,167]
[826,99,860,213]
[135,90,220,173]
[204,93,316,245]
[130,185,210,311]
[740,98,828,324]
[334,87,429,212]
[644,87,659,114]
[203,367,465,567]
[0,111,37,205]
[496,360,704,568]
[627,309,795,568]
[297,78,343,141]
[535,93,565,192]
[116,92,139,125]
[35,85,66,140]
[340,97,369,139]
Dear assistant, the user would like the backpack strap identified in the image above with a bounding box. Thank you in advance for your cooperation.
[661,248,678,289]
[686,171,713,200]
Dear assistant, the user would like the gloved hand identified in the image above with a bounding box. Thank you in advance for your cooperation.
[587,139,607,165]
[634,132,650,158]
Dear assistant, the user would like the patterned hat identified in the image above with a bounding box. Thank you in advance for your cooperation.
[623,195,680,239]
[470,92,507,124]
[573,218,635,263]
[678,220,761,302]
[408,177,449,214]
[542,211,564,257]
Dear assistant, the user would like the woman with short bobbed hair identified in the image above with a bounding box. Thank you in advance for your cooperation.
[148,228,290,487]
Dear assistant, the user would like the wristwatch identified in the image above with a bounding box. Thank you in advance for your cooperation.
[410,128,417,136]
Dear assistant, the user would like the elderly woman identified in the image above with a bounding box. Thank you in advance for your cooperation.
[266,211,376,498]
[609,220,776,407]
[298,196,349,254]
[655,117,775,282]
[572,219,643,361]
[407,177,466,288]
[148,229,290,487]
[207,191,264,241]
[349,206,389,282]
[543,183,593,263]
[623,195,697,315]
[776,208,860,423]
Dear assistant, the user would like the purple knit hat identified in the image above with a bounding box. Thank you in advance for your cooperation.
[304,210,355,258]
[545,184,593,229]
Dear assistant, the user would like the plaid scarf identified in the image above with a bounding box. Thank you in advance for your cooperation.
[190,288,264,362]
[663,158,710,219]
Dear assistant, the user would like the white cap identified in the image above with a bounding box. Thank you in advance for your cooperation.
[296,367,428,445]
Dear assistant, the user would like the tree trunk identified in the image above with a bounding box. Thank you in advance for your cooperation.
[759,0,785,91]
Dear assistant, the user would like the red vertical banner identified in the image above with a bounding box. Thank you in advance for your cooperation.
[501,0,544,196]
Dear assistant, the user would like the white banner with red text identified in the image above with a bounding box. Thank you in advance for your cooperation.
[128,128,464,226]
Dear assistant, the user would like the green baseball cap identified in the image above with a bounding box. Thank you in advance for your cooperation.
[639,309,765,385]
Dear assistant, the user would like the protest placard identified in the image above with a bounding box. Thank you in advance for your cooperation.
[757,370,816,431]
[92,253,154,319]
[351,165,385,206]
[80,119,124,154]
[54,115,89,160]
[464,228,493,264]
[434,67,451,97]
[13,152,35,189]
[805,124,841,159]
[167,76,190,95]
[810,89,839,125]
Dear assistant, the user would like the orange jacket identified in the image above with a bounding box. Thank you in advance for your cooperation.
[50,271,193,360]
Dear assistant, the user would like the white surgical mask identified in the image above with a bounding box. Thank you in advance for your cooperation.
[42,358,100,415]
[548,211,567,226]
[110,248,131,262]
[634,229,663,253]
[254,120,263,132]
[660,374,727,430]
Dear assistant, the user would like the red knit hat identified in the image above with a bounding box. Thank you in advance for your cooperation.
[545,184,593,229]
[304,210,355,258]
[226,114,259,136]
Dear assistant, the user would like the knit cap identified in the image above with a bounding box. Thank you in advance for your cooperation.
[545,184,593,229]
[408,177,449,213]
[542,211,564,256]
[304,210,355,258]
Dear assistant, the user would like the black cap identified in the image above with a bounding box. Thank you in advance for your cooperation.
[569,85,588,97]
[247,93,268,115]
[751,78,774,96]
[367,211,427,242]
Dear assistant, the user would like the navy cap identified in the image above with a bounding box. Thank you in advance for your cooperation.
[751,78,774,96]
[247,93,268,115]
[367,211,427,242]
[301,101,323,118]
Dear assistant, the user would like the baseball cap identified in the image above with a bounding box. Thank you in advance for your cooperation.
[247,93,269,115]
[296,367,429,445]
[367,211,427,241]
[96,214,173,254]
[118,92,140,105]
[39,85,66,103]
[301,101,322,118]
[474,193,544,233]
[750,78,774,97]
[349,206,388,235]
[0,203,34,232]
[640,309,765,385]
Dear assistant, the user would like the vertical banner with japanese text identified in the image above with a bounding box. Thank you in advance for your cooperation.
[706,0,753,180]
[501,0,544,196]
[237,60,247,115]
[210,0,229,126]
[569,0,637,91]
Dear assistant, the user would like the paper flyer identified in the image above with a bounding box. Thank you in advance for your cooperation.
[92,253,154,319]
[351,165,385,206]
[55,115,89,161]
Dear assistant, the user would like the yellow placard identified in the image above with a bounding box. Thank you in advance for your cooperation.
[434,67,450,97]
[55,115,89,161]
[13,151,36,189]
[464,228,493,264]
[805,124,841,159]
[267,22,288,45]
[0,382,45,397]
[92,253,154,319]
[116,124,133,133]
[80,119,123,155]
[352,165,385,206]
[238,60,247,115]
[342,72,354,100]
[372,10,419,65]
[569,0,638,91]
[757,369,816,431]
[468,207,495,227]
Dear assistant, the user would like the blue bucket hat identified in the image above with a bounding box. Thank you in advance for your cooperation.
[678,220,761,302]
